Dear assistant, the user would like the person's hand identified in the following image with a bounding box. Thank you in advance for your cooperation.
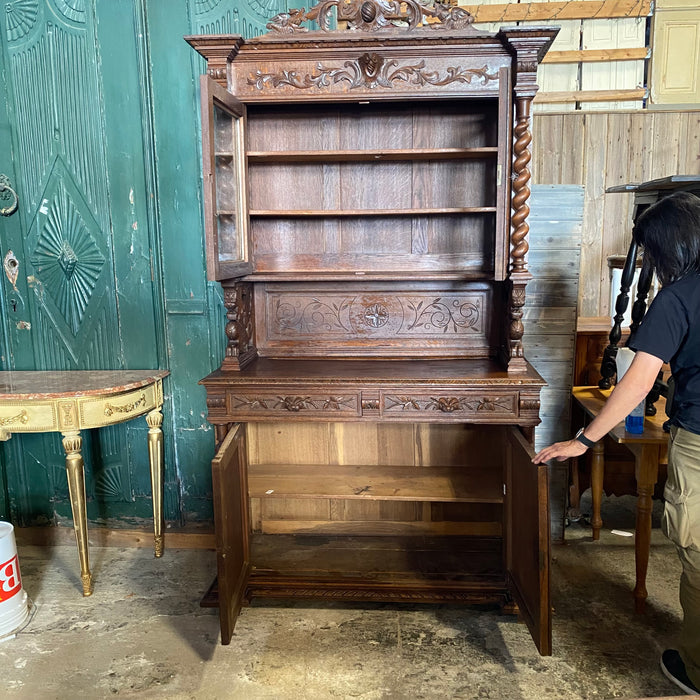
[532,438,589,464]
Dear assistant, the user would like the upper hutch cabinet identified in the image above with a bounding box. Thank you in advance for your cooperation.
[187,0,557,655]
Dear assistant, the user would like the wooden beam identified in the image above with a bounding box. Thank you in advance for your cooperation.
[15,525,216,550]
[462,0,653,23]
[543,47,650,64]
[534,88,647,103]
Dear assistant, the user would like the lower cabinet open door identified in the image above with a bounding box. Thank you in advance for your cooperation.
[211,423,251,644]
[505,427,552,655]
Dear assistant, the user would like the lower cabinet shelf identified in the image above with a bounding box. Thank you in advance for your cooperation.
[248,533,506,595]
[248,463,503,503]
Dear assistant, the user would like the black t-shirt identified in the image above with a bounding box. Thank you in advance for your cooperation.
[629,273,700,435]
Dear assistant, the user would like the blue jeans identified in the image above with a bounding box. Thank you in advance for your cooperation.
[665,426,700,687]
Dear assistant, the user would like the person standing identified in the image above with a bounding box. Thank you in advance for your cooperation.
[533,191,700,696]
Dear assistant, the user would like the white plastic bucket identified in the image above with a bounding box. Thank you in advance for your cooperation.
[0,522,30,638]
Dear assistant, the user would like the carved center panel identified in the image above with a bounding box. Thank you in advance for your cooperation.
[268,292,483,338]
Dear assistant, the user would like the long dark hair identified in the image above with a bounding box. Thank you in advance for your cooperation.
[632,191,700,286]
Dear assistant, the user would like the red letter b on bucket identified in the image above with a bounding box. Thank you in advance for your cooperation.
[0,556,21,601]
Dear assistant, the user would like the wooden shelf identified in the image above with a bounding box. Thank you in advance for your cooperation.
[242,270,494,282]
[248,464,503,503]
[251,252,494,277]
[246,207,497,217]
[250,534,505,583]
[258,520,502,537]
[247,147,499,163]
[203,357,545,386]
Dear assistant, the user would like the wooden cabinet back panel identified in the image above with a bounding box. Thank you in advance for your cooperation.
[247,100,499,276]
[251,216,495,275]
[247,422,504,538]
[246,102,500,152]
[248,161,496,210]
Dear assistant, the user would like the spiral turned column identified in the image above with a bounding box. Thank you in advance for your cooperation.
[508,96,534,373]
[511,101,532,275]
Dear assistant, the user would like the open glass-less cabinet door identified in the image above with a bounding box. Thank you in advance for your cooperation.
[505,427,552,655]
[211,423,250,645]
[200,75,251,281]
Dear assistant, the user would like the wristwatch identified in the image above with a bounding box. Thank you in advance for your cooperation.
[575,427,595,448]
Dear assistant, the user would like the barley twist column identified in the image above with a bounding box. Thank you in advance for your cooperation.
[508,95,534,373]
[511,100,532,276]
[498,30,552,375]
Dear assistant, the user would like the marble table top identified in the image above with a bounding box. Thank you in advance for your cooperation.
[0,370,169,400]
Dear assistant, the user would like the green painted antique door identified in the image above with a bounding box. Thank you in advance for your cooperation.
[0,0,167,525]
[0,0,289,528]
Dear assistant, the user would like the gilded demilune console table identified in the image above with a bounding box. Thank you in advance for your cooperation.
[0,370,169,595]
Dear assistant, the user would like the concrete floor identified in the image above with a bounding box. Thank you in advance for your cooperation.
[1,494,689,700]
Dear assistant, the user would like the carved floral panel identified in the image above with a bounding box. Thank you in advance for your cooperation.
[228,393,360,415]
[382,393,517,416]
[264,290,486,340]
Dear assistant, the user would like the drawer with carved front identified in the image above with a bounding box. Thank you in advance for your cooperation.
[379,391,519,421]
[226,392,362,419]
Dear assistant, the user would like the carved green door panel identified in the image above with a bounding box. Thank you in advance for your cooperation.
[0,0,291,527]
[189,0,289,35]
[146,0,291,523]
[0,0,163,525]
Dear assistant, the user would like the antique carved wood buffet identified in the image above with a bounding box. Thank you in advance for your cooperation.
[187,0,557,654]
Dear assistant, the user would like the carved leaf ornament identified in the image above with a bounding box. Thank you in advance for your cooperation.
[275,297,351,332]
[230,395,356,411]
[407,298,479,333]
[249,55,497,92]
[385,395,513,413]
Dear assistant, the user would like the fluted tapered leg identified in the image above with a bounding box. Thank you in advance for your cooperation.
[62,430,93,596]
[146,408,164,557]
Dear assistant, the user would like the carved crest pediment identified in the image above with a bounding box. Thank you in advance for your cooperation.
[266,0,475,34]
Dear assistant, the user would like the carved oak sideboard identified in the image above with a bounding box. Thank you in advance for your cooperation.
[187,0,557,654]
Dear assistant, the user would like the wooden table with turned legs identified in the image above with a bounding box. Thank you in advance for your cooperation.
[0,370,168,595]
[572,386,668,612]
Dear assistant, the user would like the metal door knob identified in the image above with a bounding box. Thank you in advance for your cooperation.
[0,175,19,217]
